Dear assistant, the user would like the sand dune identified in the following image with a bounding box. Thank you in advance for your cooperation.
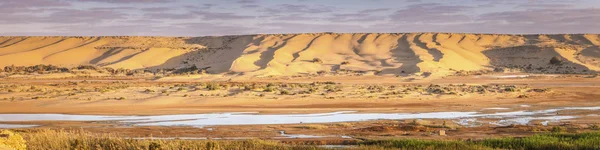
[1,33,599,78]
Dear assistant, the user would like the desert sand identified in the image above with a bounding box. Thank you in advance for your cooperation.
[1,33,599,79]
[2,33,600,146]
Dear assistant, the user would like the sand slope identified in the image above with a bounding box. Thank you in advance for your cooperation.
[1,33,599,77]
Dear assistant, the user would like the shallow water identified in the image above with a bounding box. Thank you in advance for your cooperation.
[481,107,510,110]
[0,124,38,128]
[0,106,598,128]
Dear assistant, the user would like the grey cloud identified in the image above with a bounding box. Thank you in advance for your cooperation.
[389,3,473,23]
[257,22,367,33]
[184,4,215,10]
[72,0,175,3]
[271,14,317,21]
[263,4,334,14]
[0,0,70,8]
[479,8,600,25]
[241,4,260,8]
[142,9,252,20]
[40,8,129,23]
[237,0,258,4]
[141,7,172,12]
[0,0,71,14]
[328,13,385,22]
[44,22,253,36]
[144,12,196,20]
[174,22,253,36]
[191,10,253,20]
[90,7,136,11]
[359,8,391,13]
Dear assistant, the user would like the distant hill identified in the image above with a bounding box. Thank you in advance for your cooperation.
[1,33,599,78]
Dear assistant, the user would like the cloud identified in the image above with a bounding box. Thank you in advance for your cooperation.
[144,12,196,20]
[241,4,260,8]
[475,7,600,33]
[72,0,175,3]
[190,10,253,20]
[257,22,367,33]
[2,0,600,35]
[327,13,386,22]
[0,0,71,14]
[141,7,172,12]
[263,4,334,14]
[236,0,258,4]
[184,4,215,10]
[0,0,71,8]
[359,8,391,13]
[271,14,317,21]
[389,3,473,24]
[41,8,128,23]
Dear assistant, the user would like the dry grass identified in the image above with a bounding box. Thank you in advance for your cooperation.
[0,130,27,150]
[18,129,323,150]
[293,124,329,130]
[6,129,600,150]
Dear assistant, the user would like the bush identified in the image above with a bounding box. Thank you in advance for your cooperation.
[551,126,564,133]
[312,58,323,64]
[176,87,185,91]
[0,130,27,150]
[324,85,342,92]
[550,56,563,65]
[263,86,277,92]
[206,83,220,91]
[280,90,292,95]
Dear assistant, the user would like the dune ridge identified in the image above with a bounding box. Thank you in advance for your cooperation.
[1,33,600,78]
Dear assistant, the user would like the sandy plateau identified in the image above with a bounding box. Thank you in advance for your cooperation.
[2,33,600,146]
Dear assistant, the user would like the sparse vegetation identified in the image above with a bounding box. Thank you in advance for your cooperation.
[16,129,318,150]
[0,130,26,150]
[312,58,323,64]
[206,83,221,91]
[362,132,600,150]
[293,124,328,130]
[7,129,600,150]
[551,126,564,133]
[550,56,563,65]
[144,89,155,93]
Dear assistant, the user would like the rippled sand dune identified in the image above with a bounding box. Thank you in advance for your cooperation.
[1,33,599,78]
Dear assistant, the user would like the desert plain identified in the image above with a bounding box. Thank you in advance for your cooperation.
[2,33,600,149]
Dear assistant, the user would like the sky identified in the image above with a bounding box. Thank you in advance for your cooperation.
[1,0,600,36]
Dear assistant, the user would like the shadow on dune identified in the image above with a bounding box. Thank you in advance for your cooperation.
[142,36,255,74]
[482,45,595,74]
[413,34,443,62]
[254,35,298,70]
[577,46,600,68]
[580,46,600,58]
[89,48,147,66]
[380,35,422,76]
